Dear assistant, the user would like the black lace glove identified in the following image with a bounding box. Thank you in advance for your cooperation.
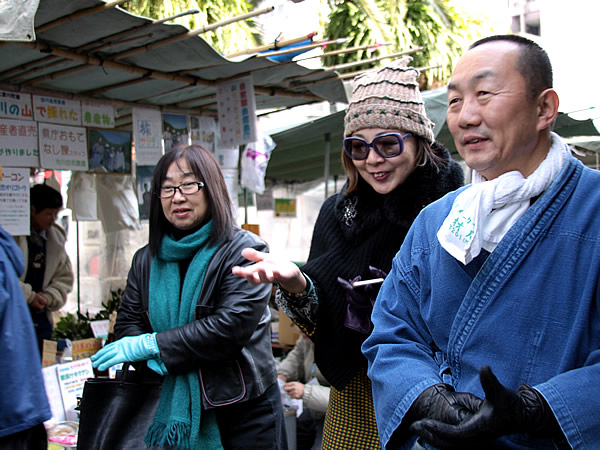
[410,366,565,448]
[338,266,387,334]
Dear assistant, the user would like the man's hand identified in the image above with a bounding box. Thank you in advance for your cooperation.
[283,381,305,400]
[30,292,48,311]
[410,366,561,447]
[405,383,482,427]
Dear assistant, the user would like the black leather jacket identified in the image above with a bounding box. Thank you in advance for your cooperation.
[115,227,276,409]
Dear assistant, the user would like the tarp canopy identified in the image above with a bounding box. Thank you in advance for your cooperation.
[0,0,348,129]
[267,86,600,183]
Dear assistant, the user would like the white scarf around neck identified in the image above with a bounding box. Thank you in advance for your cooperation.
[437,132,570,265]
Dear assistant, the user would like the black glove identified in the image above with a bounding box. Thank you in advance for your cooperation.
[410,366,564,448]
[405,383,483,427]
[338,266,387,334]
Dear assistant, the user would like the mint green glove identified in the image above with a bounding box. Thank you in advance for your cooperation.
[91,333,160,371]
[147,358,168,376]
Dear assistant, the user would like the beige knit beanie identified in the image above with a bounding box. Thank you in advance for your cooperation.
[344,57,435,143]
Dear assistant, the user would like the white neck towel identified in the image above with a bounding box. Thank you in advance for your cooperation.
[437,132,569,265]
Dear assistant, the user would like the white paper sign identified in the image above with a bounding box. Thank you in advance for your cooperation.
[39,122,88,171]
[89,319,110,339]
[0,167,29,236]
[190,115,218,152]
[55,358,94,421]
[33,95,81,125]
[132,106,163,165]
[221,168,239,218]
[82,100,115,128]
[43,365,67,425]
[0,90,33,120]
[0,118,39,166]
[214,146,239,170]
[216,75,257,147]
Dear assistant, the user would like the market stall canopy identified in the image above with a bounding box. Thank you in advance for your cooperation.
[0,0,348,129]
[267,86,600,183]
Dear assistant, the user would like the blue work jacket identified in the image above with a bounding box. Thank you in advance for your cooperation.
[363,156,600,449]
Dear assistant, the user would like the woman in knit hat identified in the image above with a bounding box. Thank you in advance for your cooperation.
[233,58,463,448]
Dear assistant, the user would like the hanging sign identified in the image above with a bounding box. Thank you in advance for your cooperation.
[33,95,81,126]
[81,100,115,128]
[0,167,29,236]
[221,168,239,217]
[0,118,39,167]
[162,113,189,151]
[0,0,40,42]
[39,122,88,171]
[190,115,218,152]
[0,90,33,120]
[132,106,162,165]
[216,75,257,147]
[274,198,297,218]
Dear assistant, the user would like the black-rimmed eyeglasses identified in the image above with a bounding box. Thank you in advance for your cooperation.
[343,132,412,160]
[157,181,205,198]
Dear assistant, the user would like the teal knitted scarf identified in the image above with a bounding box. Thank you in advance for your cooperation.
[145,221,223,449]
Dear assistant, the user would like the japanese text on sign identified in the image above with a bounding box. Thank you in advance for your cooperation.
[39,123,88,171]
[0,91,33,120]
[0,118,39,167]
[0,167,30,236]
[82,100,115,128]
[216,75,257,147]
[33,95,82,126]
[132,106,163,165]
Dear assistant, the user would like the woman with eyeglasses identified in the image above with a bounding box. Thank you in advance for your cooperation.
[91,144,287,449]
[233,59,463,448]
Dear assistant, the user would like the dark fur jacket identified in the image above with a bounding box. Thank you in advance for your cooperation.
[300,143,464,390]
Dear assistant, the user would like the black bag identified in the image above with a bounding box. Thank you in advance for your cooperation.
[77,364,162,450]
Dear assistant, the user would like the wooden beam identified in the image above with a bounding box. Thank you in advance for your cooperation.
[255,38,348,58]
[82,76,153,96]
[16,41,326,102]
[110,6,275,61]
[36,0,132,34]
[225,31,317,58]
[1,8,199,82]
[295,41,393,61]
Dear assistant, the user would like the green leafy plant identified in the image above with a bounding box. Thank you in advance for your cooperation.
[52,311,94,340]
[52,288,124,340]
[93,288,124,321]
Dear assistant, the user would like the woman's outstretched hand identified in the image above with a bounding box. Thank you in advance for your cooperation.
[232,248,307,294]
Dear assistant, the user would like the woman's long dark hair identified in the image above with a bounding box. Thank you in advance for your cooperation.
[148,144,234,255]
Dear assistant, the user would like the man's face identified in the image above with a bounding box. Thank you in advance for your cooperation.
[446,41,546,180]
[31,206,60,232]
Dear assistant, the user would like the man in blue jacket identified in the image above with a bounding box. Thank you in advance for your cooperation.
[363,34,599,448]
[0,224,52,448]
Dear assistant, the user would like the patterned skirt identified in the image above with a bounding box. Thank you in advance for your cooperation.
[321,367,381,449]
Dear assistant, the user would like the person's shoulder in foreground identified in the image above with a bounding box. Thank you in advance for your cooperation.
[0,224,52,440]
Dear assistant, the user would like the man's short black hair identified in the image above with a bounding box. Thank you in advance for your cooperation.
[31,183,63,212]
[470,34,553,101]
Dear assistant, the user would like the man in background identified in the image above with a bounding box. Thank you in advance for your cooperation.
[278,333,330,450]
[15,184,73,356]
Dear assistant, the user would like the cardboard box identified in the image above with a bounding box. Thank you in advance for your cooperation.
[278,310,300,346]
